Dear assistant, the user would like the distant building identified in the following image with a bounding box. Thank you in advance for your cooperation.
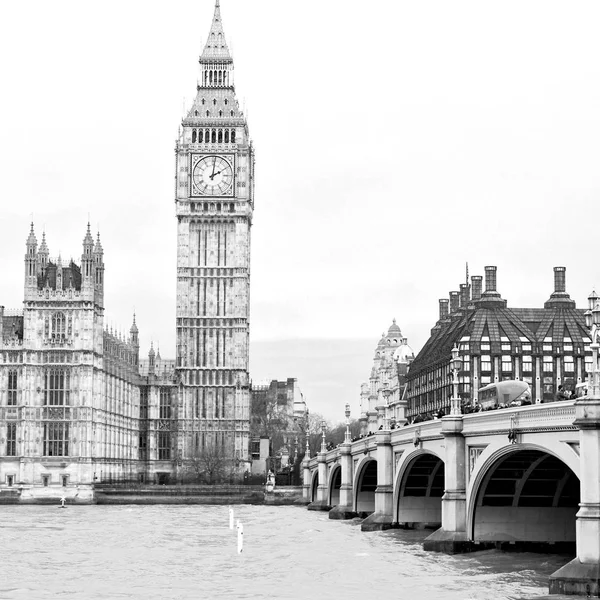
[359,320,415,433]
[250,378,308,474]
[405,266,590,420]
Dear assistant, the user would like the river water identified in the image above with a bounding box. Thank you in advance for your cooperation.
[0,505,570,600]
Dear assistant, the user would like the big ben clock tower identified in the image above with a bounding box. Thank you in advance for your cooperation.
[175,0,254,467]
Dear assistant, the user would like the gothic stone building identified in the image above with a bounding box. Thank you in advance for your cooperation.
[0,225,145,499]
[359,320,415,433]
[405,266,590,420]
[0,1,254,497]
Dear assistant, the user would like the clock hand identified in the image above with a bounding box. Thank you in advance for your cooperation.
[211,157,216,178]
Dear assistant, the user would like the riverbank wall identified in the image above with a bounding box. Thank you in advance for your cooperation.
[0,485,305,506]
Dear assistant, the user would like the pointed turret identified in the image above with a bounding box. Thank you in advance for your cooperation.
[25,223,38,287]
[148,342,156,375]
[37,231,49,280]
[82,223,94,281]
[92,231,105,307]
[26,223,37,252]
[200,1,232,63]
[56,254,63,291]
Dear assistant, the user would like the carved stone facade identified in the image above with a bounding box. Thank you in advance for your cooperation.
[174,0,253,467]
[0,2,255,497]
[359,320,415,434]
[0,225,144,499]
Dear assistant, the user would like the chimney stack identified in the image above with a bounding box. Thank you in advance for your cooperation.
[484,266,497,293]
[471,276,483,301]
[544,266,575,309]
[449,291,460,314]
[554,266,566,293]
[477,265,507,308]
[459,283,470,308]
[439,299,449,320]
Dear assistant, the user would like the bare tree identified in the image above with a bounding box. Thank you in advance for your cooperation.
[186,442,233,484]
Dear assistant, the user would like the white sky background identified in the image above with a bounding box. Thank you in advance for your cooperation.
[1,0,599,421]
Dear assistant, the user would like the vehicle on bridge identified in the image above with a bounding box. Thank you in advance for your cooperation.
[477,380,532,410]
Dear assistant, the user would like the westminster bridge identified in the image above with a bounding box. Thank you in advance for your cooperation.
[302,398,600,596]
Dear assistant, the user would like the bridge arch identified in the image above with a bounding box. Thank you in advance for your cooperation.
[394,449,444,528]
[328,464,342,507]
[353,455,377,515]
[467,443,580,546]
[309,470,319,503]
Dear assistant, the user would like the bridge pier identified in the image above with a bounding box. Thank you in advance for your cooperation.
[550,398,600,595]
[423,415,471,553]
[362,431,395,531]
[308,451,331,511]
[329,443,356,520]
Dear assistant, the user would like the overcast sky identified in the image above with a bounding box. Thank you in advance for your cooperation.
[1,0,599,421]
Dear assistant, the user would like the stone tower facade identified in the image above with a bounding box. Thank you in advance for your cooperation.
[174,0,254,467]
[0,224,142,499]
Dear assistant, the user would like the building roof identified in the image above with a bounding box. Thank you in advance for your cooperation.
[200,1,232,63]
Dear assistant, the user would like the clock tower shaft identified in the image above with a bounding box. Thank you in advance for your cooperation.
[174,0,254,466]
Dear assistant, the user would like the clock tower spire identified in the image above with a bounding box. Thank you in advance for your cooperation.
[174,0,254,471]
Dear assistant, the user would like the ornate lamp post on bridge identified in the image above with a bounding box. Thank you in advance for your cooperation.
[450,344,463,416]
[320,419,327,453]
[344,403,351,443]
[584,292,600,398]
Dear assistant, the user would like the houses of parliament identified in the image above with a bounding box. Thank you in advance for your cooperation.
[0,1,253,498]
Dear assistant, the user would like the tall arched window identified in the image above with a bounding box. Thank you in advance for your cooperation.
[224,130,229,143]
[51,312,66,341]
[211,129,216,143]
[192,130,197,143]
[199,130,203,143]
[219,110,223,117]
[218,129,223,143]
[231,130,236,143]
[209,71,213,85]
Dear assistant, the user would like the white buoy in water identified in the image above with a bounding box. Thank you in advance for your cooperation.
[229,506,234,530]
[60,497,66,509]
[237,520,244,554]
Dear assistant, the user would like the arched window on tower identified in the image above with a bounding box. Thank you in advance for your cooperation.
[211,129,216,143]
[194,110,198,117]
[231,130,236,143]
[205,129,209,141]
[204,72,208,85]
[209,71,213,85]
[230,110,234,117]
[51,312,66,341]
[224,99,228,106]
[213,99,217,106]
[199,130,203,143]
[192,130,197,143]
[206,110,210,117]
[219,110,222,117]
[201,98,205,105]
[224,130,229,143]
[218,130,223,143]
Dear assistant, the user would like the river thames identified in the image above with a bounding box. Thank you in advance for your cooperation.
[0,505,570,599]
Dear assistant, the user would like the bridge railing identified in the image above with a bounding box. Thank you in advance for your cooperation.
[461,399,576,436]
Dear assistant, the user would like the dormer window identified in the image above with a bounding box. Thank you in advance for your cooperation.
[195,110,199,117]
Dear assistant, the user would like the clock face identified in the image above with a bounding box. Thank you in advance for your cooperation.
[191,155,234,196]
